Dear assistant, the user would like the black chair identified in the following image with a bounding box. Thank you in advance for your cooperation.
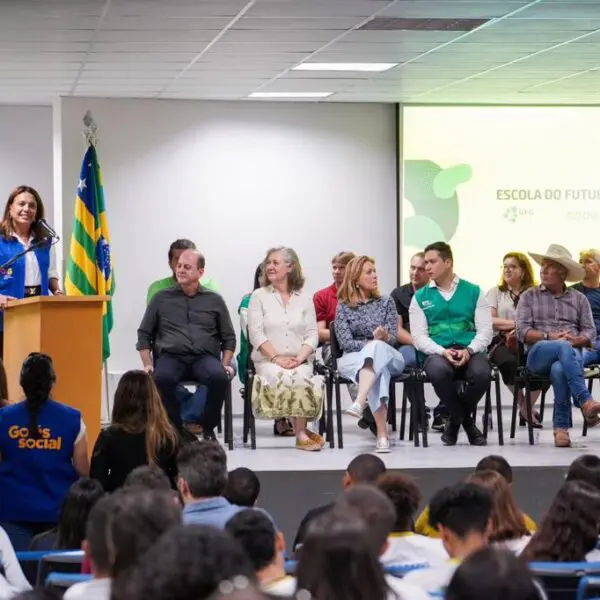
[393,368,429,447]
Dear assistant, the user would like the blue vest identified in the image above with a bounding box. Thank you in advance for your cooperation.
[0,236,50,331]
[0,400,80,523]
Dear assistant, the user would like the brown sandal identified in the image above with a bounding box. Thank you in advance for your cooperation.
[273,418,295,437]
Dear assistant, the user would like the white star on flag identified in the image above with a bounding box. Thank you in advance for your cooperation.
[78,178,87,191]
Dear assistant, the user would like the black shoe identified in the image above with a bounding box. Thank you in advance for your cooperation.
[202,429,217,441]
[463,419,487,446]
[358,407,377,437]
[441,420,460,446]
[432,414,448,432]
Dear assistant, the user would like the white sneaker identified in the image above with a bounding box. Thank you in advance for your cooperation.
[344,401,364,419]
[375,437,390,453]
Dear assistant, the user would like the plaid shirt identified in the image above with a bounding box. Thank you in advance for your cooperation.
[516,285,596,344]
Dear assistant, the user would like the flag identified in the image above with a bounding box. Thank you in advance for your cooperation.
[65,144,114,361]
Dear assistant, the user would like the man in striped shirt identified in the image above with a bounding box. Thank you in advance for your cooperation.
[517,244,600,447]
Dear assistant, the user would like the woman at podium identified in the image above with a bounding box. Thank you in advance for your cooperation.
[0,186,62,356]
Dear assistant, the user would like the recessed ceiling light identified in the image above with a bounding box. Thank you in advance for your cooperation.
[248,92,333,98]
[293,63,398,72]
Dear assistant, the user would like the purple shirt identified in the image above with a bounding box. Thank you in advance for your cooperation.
[516,285,596,344]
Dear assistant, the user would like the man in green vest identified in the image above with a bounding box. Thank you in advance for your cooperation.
[409,241,493,446]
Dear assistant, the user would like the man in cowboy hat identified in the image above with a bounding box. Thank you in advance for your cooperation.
[516,244,600,447]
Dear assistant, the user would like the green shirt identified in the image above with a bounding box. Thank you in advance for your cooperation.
[146,275,221,305]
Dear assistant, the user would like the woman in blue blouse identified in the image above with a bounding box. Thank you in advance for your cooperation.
[334,255,405,453]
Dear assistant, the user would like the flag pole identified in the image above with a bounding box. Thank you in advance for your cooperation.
[102,362,111,425]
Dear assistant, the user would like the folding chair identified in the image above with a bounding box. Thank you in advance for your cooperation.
[481,366,504,445]
[394,368,429,447]
[529,562,600,600]
[241,354,257,450]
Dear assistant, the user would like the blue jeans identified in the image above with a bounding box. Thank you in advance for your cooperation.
[398,344,417,369]
[583,337,600,367]
[527,340,591,429]
[176,384,207,423]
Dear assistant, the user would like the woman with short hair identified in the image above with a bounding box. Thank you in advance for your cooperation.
[334,256,405,453]
[248,247,324,452]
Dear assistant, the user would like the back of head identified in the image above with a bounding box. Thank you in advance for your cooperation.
[123,464,172,492]
[521,480,600,562]
[112,370,177,464]
[429,482,492,539]
[112,524,255,600]
[108,487,182,578]
[336,485,395,552]
[56,477,104,549]
[85,493,117,576]
[566,454,600,491]
[376,473,420,533]
[447,547,541,600]
[226,509,277,572]
[475,455,513,484]
[298,509,388,600]
[177,440,228,498]
[224,468,261,507]
[346,453,386,485]
[467,470,528,542]
[20,353,56,439]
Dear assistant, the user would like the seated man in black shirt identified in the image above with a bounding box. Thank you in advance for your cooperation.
[137,249,236,439]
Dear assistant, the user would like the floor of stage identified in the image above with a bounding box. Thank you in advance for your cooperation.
[223,408,598,546]
[225,407,599,471]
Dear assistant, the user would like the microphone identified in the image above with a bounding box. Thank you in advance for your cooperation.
[36,219,59,241]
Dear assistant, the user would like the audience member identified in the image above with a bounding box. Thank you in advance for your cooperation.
[297,508,429,600]
[30,477,104,551]
[467,470,530,554]
[403,483,492,594]
[138,248,235,436]
[226,509,293,597]
[566,454,600,490]
[446,547,543,600]
[146,238,221,302]
[224,468,261,507]
[111,524,255,600]
[248,247,324,451]
[238,264,292,439]
[415,455,536,537]
[293,453,386,551]
[0,353,89,550]
[335,255,406,453]
[410,242,492,446]
[488,252,544,427]
[209,585,277,600]
[178,441,244,527]
[65,487,181,600]
[376,473,447,566]
[146,239,221,433]
[518,244,600,447]
[0,525,31,598]
[521,480,600,562]
[123,464,174,492]
[90,370,179,491]
[573,249,600,366]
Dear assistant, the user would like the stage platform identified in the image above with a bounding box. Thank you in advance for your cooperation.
[225,408,600,550]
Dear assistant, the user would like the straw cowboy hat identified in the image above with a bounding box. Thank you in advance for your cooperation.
[528,244,584,282]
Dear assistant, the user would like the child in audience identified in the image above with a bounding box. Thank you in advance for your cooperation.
[415,455,536,537]
[521,480,600,563]
[65,487,181,600]
[467,470,531,555]
[403,483,493,595]
[111,524,256,600]
[30,477,104,550]
[0,525,31,598]
[224,468,261,507]
[566,454,600,490]
[297,508,429,600]
[90,370,179,492]
[226,509,293,596]
[446,547,544,600]
[376,473,448,566]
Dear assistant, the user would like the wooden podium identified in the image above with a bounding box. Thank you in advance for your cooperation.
[4,296,109,453]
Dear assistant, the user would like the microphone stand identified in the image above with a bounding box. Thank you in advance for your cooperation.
[0,236,55,273]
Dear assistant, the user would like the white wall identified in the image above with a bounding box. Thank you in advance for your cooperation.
[57,98,398,392]
[0,106,53,221]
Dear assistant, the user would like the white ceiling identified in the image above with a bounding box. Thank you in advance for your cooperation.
[2,0,600,105]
